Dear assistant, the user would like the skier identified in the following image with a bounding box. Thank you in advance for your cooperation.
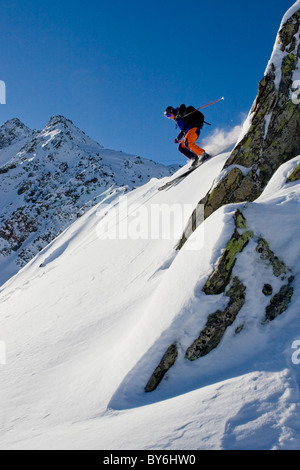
[164,104,210,167]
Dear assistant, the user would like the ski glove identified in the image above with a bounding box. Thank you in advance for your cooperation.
[175,131,185,143]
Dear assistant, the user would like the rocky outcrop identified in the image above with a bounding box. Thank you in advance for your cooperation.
[256,236,287,278]
[145,208,294,392]
[176,6,300,248]
[144,343,178,393]
[256,236,294,323]
[199,167,245,221]
[176,202,204,251]
[287,161,300,182]
[144,6,299,394]
[221,8,300,193]
[186,277,246,361]
[202,210,253,295]
[264,276,294,323]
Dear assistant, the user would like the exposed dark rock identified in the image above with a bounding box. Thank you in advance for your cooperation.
[0,207,39,249]
[176,202,204,250]
[186,277,246,361]
[145,343,178,392]
[287,162,300,182]
[278,9,300,51]
[264,276,294,322]
[202,210,253,295]
[175,8,300,249]
[262,284,273,296]
[256,236,287,277]
[0,164,17,174]
[200,167,245,221]
[234,209,247,229]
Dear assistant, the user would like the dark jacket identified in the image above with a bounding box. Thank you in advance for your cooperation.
[175,104,203,141]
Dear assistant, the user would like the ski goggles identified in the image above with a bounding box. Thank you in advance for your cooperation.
[164,107,175,118]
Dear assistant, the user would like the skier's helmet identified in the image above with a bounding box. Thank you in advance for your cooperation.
[164,106,176,118]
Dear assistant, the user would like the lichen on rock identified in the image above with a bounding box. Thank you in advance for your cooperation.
[173,8,300,253]
[287,162,300,182]
[278,9,300,52]
[186,277,246,361]
[200,7,300,223]
[203,210,253,295]
[200,167,245,221]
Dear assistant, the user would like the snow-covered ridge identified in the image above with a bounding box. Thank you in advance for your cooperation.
[0,118,33,150]
[0,118,35,167]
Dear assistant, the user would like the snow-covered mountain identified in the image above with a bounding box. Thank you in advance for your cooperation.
[0,118,35,166]
[0,116,177,286]
[0,1,300,451]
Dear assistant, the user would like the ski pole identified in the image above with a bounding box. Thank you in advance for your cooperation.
[197,97,225,110]
[183,97,225,118]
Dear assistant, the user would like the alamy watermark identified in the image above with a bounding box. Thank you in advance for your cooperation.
[291,340,300,365]
[96,196,204,249]
[292,80,300,105]
[0,341,6,365]
[0,80,6,104]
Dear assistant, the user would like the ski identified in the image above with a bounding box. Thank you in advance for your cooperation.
[158,166,198,190]
[158,156,211,191]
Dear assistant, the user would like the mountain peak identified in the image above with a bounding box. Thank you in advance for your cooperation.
[2,117,25,128]
[0,118,33,134]
[48,115,75,127]
[0,115,176,284]
[0,118,33,151]
[40,114,103,150]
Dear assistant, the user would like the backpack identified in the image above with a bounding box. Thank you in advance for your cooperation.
[192,110,205,128]
[183,106,206,129]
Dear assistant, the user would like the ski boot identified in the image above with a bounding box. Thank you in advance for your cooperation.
[200,152,211,162]
[190,156,200,168]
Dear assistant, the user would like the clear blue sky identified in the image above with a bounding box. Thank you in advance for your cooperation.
[0,0,294,165]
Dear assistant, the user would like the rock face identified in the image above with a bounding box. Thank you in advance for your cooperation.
[177,4,300,246]
[143,4,299,394]
[218,6,300,205]
[255,236,287,278]
[264,276,294,322]
[287,161,300,182]
[145,209,295,392]
[185,277,246,361]
[144,343,178,393]
[202,210,253,295]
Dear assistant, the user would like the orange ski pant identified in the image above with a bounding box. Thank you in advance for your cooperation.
[178,127,204,159]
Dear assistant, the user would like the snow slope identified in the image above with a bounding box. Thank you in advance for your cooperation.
[0,116,177,286]
[0,151,300,450]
